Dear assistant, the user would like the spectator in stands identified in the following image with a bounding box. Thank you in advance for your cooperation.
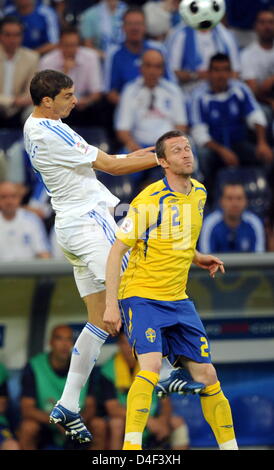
[0,362,20,450]
[99,332,190,450]
[199,182,266,253]
[39,26,104,127]
[225,0,274,49]
[190,53,273,204]
[115,48,189,190]
[4,0,60,55]
[0,181,50,261]
[165,16,241,92]
[79,0,127,59]
[18,325,107,450]
[115,49,188,152]
[241,10,274,115]
[104,6,172,105]
[0,16,39,128]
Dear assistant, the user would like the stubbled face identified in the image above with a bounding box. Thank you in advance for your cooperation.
[141,50,164,88]
[220,185,247,218]
[60,33,79,59]
[256,11,274,42]
[50,327,73,362]
[209,60,231,92]
[159,136,195,177]
[0,23,23,55]
[123,12,146,43]
[0,183,21,218]
[45,86,78,119]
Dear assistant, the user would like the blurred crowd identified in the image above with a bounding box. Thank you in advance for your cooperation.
[0,325,190,450]
[0,0,274,254]
[1,0,274,450]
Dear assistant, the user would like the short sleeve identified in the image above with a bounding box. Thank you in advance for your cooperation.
[116,195,159,247]
[34,123,99,168]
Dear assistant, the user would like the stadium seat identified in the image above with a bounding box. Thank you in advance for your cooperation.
[214,166,271,218]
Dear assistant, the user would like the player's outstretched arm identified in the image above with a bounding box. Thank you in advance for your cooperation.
[103,239,130,336]
[92,148,159,175]
[193,250,225,278]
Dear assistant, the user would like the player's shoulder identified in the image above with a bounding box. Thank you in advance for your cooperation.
[24,115,49,140]
[130,179,167,206]
[190,178,207,195]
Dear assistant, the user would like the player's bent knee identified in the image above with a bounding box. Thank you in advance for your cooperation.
[138,352,162,374]
[192,363,218,386]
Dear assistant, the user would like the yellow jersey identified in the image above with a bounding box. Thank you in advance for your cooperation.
[116,176,207,301]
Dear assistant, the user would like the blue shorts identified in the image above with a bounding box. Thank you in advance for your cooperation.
[119,297,211,364]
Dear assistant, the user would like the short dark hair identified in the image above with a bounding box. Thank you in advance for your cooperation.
[0,15,24,33]
[30,69,74,106]
[209,53,231,70]
[60,25,79,38]
[123,6,145,22]
[220,182,245,198]
[156,130,188,160]
[255,8,274,24]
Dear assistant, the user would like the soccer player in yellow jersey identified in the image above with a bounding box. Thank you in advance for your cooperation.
[103,130,238,450]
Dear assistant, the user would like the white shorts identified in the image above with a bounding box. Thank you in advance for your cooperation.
[55,205,128,297]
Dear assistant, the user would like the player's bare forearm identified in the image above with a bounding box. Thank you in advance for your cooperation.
[193,250,225,278]
[93,148,158,175]
[104,239,129,335]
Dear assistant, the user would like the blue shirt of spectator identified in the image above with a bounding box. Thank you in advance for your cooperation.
[104,40,173,92]
[4,4,59,50]
[190,79,266,148]
[199,208,265,253]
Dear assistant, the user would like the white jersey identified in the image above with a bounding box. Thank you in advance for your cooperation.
[23,115,119,224]
[0,208,50,261]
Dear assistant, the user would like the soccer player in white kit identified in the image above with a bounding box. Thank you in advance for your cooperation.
[23,69,159,442]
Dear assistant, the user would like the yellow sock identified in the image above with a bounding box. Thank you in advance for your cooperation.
[122,370,159,450]
[200,381,238,450]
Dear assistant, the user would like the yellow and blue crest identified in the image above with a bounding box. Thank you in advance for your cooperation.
[145,328,156,343]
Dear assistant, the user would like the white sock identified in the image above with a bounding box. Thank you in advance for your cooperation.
[124,432,142,446]
[219,439,238,450]
[159,357,175,382]
[59,322,108,413]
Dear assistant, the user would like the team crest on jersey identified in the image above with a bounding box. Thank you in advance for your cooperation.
[145,328,156,343]
[76,141,89,154]
[198,199,205,216]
